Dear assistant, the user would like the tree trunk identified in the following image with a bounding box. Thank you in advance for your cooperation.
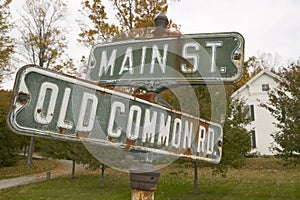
[71,160,76,179]
[194,161,199,194]
[26,137,35,168]
[23,145,27,157]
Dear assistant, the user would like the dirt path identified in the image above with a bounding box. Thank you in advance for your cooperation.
[0,160,86,190]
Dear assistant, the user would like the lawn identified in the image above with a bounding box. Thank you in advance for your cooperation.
[0,157,58,179]
[1,157,300,200]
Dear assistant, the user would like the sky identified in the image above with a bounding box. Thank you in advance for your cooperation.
[3,0,300,89]
[167,0,300,62]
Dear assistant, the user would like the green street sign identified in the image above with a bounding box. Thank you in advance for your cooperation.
[8,65,223,163]
[87,32,244,89]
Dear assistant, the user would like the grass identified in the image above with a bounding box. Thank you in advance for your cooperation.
[1,157,300,199]
[0,157,58,179]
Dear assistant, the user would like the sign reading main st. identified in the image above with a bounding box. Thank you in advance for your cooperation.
[8,65,223,163]
[87,32,244,87]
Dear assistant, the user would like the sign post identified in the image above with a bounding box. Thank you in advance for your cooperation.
[130,161,160,200]
[8,65,223,199]
[7,12,244,200]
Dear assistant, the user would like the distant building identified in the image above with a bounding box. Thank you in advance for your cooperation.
[231,70,280,155]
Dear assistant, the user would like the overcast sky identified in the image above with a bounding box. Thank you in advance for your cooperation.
[11,0,300,60]
[3,0,300,89]
[168,0,300,62]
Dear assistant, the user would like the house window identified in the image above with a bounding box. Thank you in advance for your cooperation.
[262,84,270,91]
[250,105,255,121]
[251,130,257,149]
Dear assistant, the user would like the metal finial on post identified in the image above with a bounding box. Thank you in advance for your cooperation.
[154,12,169,28]
[153,12,169,36]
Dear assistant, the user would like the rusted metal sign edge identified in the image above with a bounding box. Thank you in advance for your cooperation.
[7,65,223,164]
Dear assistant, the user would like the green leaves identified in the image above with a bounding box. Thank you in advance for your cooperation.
[78,0,178,47]
[0,90,18,167]
[18,0,71,72]
[263,65,300,164]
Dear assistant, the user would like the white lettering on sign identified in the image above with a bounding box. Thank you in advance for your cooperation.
[205,41,223,73]
[107,101,216,155]
[181,42,200,73]
[150,44,168,74]
[183,121,193,149]
[157,113,171,146]
[34,82,59,124]
[57,88,72,130]
[126,105,142,140]
[197,126,206,153]
[207,127,215,154]
[33,81,217,156]
[119,47,133,75]
[76,92,98,133]
[34,82,98,133]
[94,41,225,77]
[142,109,157,143]
[139,46,147,74]
[171,118,182,148]
[99,49,117,77]
[108,101,125,138]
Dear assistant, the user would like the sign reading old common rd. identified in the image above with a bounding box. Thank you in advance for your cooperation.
[8,65,223,163]
[87,32,244,88]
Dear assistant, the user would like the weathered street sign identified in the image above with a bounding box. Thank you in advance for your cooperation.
[8,65,223,163]
[87,32,244,89]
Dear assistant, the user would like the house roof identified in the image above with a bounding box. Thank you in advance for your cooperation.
[231,70,280,98]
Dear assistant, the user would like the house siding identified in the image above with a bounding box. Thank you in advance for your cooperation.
[232,71,279,155]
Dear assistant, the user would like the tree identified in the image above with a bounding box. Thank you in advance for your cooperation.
[0,90,19,167]
[216,95,252,172]
[78,0,178,47]
[0,121,19,166]
[0,0,14,85]
[18,0,70,71]
[211,61,261,173]
[16,0,72,167]
[263,64,300,164]
[247,52,284,76]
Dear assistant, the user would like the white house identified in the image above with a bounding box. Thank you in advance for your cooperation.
[231,70,280,155]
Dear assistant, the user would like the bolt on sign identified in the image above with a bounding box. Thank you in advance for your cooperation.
[7,65,223,163]
[87,32,244,88]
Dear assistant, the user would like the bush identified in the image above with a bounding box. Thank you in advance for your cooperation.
[0,122,18,167]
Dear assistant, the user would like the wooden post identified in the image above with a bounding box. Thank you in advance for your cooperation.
[100,164,105,187]
[46,171,51,180]
[71,160,76,179]
[194,161,198,194]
